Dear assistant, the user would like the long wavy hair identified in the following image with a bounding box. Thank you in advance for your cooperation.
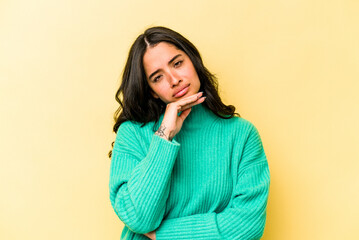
[109,26,240,158]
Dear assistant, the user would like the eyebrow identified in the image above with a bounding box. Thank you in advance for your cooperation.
[148,54,182,81]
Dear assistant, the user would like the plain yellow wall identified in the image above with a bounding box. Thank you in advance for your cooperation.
[1,0,358,239]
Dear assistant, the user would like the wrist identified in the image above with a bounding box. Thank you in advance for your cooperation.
[155,125,174,141]
[155,131,172,141]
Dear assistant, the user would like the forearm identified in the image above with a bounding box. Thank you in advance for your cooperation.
[110,134,180,233]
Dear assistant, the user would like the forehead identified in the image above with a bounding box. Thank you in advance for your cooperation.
[143,42,184,72]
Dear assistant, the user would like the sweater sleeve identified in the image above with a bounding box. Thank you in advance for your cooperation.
[109,121,180,234]
[155,124,270,240]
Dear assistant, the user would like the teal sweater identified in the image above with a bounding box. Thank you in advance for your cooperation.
[109,103,270,240]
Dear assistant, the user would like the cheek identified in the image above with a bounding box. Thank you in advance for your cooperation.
[189,70,200,87]
[151,83,170,100]
[188,66,199,79]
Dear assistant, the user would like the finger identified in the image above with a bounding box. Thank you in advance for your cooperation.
[176,92,203,106]
[180,91,203,100]
[180,97,205,111]
[180,97,206,111]
[175,96,203,112]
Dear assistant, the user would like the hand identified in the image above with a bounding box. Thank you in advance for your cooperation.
[155,92,206,141]
[144,230,156,239]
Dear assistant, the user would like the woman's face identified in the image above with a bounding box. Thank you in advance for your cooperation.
[143,42,201,104]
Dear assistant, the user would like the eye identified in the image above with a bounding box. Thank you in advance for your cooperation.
[153,75,162,82]
[174,60,183,68]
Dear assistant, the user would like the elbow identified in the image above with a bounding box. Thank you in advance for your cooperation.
[244,213,267,240]
[126,223,158,235]
[110,186,165,234]
[113,200,163,234]
[119,213,161,234]
[251,225,265,240]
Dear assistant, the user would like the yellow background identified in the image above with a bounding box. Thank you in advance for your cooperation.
[1,0,358,239]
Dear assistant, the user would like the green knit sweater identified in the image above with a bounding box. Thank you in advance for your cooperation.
[109,103,270,240]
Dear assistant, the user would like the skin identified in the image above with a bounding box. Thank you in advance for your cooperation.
[143,42,206,141]
[142,42,206,239]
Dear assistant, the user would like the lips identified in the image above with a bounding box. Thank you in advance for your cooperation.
[173,84,190,98]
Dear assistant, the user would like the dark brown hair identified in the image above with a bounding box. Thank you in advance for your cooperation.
[109,26,240,158]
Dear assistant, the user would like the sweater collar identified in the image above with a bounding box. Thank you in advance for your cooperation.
[184,103,216,125]
[156,103,218,131]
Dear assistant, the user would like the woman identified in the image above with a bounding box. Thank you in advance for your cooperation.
[109,26,270,240]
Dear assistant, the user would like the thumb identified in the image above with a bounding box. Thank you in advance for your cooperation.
[178,107,192,122]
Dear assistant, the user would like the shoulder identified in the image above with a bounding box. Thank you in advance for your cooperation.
[116,120,155,135]
[116,120,142,133]
[115,120,157,145]
[219,115,257,133]
[217,116,264,147]
[113,120,155,153]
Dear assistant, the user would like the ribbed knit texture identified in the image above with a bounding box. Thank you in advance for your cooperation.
[109,103,270,240]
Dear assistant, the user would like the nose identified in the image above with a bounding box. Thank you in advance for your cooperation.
[168,70,182,87]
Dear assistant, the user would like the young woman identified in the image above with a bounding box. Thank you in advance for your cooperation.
[109,26,270,240]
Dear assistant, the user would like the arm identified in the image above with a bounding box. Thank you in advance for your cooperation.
[155,124,270,240]
[109,122,180,234]
[110,93,205,235]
